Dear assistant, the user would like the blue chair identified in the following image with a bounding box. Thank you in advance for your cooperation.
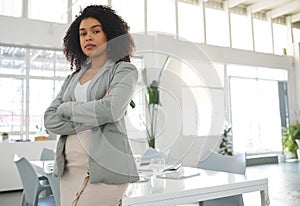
[14,154,56,206]
[196,151,246,206]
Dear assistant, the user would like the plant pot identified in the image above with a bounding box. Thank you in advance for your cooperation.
[277,154,286,163]
[297,149,300,160]
[285,151,295,159]
[295,139,300,148]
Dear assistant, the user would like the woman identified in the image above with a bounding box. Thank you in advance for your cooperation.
[44,5,139,206]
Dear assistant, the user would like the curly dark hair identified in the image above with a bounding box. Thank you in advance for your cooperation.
[63,5,135,70]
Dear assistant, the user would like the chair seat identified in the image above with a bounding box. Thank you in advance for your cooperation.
[37,195,56,206]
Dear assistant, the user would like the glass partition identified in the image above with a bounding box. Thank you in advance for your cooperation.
[227,65,288,154]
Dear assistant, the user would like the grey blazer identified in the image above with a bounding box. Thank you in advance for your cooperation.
[44,59,139,184]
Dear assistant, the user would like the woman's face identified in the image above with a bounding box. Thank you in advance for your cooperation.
[79,17,107,58]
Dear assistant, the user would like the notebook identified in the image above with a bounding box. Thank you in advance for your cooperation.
[157,167,200,179]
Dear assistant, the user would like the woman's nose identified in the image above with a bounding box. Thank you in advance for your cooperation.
[86,32,93,41]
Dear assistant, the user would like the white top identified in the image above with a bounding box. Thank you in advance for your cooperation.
[74,80,91,102]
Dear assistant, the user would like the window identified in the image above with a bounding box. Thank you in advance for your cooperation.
[28,0,68,23]
[30,49,55,77]
[0,0,22,17]
[293,27,300,43]
[72,0,109,21]
[147,0,176,35]
[0,47,26,75]
[0,45,68,141]
[227,65,288,154]
[273,23,288,55]
[29,79,62,137]
[231,13,252,50]
[205,8,229,47]
[253,18,272,53]
[178,1,204,43]
[0,78,25,140]
[111,0,145,33]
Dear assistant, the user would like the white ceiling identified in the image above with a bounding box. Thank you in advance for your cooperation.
[210,0,300,23]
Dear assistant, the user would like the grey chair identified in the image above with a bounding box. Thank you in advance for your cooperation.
[44,173,60,206]
[14,154,56,206]
[196,151,246,206]
[40,148,54,161]
[40,148,55,197]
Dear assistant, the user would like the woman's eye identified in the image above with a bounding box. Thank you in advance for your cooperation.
[80,32,86,37]
[93,30,100,34]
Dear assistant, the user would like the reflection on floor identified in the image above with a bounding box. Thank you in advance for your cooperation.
[0,160,299,206]
[244,159,300,206]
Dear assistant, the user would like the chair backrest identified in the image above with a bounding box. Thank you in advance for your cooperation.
[40,148,54,161]
[14,155,43,205]
[141,148,170,163]
[197,151,246,175]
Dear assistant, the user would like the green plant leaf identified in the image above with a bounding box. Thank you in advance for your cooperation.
[282,122,300,158]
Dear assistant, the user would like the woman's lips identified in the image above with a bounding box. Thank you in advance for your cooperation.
[85,44,95,49]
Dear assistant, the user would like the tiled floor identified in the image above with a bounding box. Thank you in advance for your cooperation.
[0,160,299,206]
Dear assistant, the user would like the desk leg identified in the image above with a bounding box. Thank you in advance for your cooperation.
[260,190,266,206]
[260,190,270,206]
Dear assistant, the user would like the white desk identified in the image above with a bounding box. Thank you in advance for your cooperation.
[123,167,269,206]
[30,162,269,206]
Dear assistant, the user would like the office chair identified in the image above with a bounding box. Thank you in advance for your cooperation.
[14,154,56,206]
[196,151,246,206]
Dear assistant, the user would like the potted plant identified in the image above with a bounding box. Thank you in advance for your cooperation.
[282,122,300,159]
[219,127,233,156]
[141,68,162,149]
[2,132,9,142]
[35,125,49,141]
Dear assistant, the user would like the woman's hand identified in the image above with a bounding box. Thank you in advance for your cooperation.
[102,91,109,99]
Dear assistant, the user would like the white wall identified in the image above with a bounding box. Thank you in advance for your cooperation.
[0,15,66,49]
[291,43,300,124]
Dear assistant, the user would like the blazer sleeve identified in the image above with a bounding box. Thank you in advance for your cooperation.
[44,74,81,135]
[56,62,138,127]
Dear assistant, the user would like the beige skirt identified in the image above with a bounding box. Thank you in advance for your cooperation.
[60,130,128,206]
